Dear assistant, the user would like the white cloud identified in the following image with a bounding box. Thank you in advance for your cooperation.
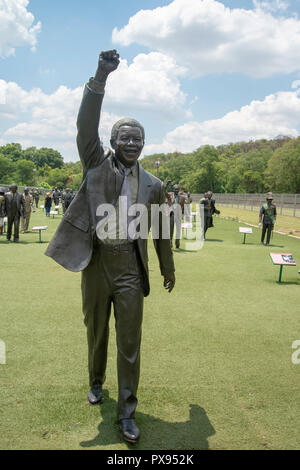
[253,0,289,13]
[0,80,120,161]
[112,0,300,78]
[0,52,189,161]
[0,0,41,57]
[144,90,300,155]
[105,53,189,116]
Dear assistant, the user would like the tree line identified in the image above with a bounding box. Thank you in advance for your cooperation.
[142,135,300,194]
[0,143,83,190]
[0,136,300,193]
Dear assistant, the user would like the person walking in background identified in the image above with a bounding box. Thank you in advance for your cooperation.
[45,192,52,217]
[21,187,33,233]
[0,187,5,236]
[259,192,277,246]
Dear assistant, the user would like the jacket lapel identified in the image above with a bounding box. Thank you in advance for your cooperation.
[137,162,153,205]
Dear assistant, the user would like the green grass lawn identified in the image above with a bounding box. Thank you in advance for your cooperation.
[1,208,300,450]
[217,204,300,234]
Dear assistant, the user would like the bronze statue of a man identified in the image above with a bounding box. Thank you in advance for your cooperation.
[5,184,25,242]
[46,50,175,443]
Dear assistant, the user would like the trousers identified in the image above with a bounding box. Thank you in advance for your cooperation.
[21,211,31,232]
[81,241,144,419]
[261,223,273,244]
[7,213,20,241]
[170,210,182,247]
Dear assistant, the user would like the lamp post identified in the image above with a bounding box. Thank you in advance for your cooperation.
[155,159,160,177]
[33,168,37,187]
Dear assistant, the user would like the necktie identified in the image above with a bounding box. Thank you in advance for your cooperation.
[120,167,132,240]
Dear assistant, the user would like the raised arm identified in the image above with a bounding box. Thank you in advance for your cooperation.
[76,50,120,173]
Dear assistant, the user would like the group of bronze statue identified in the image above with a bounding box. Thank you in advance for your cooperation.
[0,185,76,241]
[1,49,279,445]
[0,185,35,242]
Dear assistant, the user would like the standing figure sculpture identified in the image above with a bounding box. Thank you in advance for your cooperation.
[52,188,60,206]
[184,191,192,221]
[167,183,185,249]
[0,187,5,235]
[4,184,25,243]
[45,50,175,444]
[32,188,40,210]
[21,187,33,233]
[62,188,73,213]
[259,192,276,246]
[206,191,220,229]
[200,191,220,240]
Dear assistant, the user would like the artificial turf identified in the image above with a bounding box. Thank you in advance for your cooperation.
[0,208,299,450]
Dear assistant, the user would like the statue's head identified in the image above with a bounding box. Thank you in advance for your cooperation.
[24,187,29,195]
[110,118,145,167]
[10,184,17,193]
[207,191,213,199]
[173,184,179,195]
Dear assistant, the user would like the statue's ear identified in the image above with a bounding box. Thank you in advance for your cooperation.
[110,138,117,150]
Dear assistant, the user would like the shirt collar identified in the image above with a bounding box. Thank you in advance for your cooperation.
[118,159,138,177]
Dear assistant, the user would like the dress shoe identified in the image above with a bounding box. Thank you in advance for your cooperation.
[87,387,103,405]
[120,418,140,444]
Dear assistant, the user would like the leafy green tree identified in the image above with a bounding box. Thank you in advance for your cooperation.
[33,148,64,169]
[0,154,14,183]
[266,138,300,193]
[46,167,69,187]
[14,159,35,185]
[0,143,22,162]
[39,181,51,189]
[68,173,83,190]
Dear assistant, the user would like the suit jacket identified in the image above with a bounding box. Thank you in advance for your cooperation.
[45,83,175,297]
[4,192,25,218]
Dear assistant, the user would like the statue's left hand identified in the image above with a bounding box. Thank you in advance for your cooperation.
[164,273,175,293]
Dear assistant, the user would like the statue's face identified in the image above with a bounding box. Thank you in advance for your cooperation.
[24,189,29,195]
[113,126,144,167]
[11,185,17,193]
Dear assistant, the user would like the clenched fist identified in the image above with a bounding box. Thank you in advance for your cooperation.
[95,49,120,83]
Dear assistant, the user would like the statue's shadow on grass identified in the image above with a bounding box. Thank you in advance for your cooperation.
[80,390,215,450]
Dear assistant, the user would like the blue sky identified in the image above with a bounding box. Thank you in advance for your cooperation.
[1,0,300,161]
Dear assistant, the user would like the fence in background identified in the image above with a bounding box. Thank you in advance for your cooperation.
[191,193,300,218]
